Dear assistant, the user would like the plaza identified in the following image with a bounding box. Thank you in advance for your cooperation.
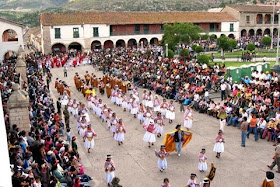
[49,64,278,187]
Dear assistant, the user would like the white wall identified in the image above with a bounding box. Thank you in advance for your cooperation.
[0,21,24,61]
[221,21,239,32]
[83,24,110,38]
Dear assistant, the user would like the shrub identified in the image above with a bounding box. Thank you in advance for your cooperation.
[197,55,210,64]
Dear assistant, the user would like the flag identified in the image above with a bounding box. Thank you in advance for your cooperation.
[163,129,192,152]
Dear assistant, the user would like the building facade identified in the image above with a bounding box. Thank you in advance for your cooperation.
[40,11,239,54]
[222,5,279,37]
[0,18,24,61]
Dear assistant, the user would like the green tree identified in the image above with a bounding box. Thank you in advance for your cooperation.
[228,39,237,51]
[166,49,175,58]
[201,34,209,40]
[195,45,204,54]
[192,44,197,51]
[253,0,257,4]
[210,34,217,41]
[179,49,189,59]
[162,22,202,50]
[197,55,210,64]
[247,43,256,52]
[217,35,230,58]
[262,36,271,48]
[260,0,265,3]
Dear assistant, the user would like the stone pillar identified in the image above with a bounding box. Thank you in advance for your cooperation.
[7,84,30,132]
[16,56,27,84]
[18,46,25,57]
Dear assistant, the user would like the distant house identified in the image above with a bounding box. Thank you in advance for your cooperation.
[0,17,24,61]
[40,11,239,54]
[222,4,279,37]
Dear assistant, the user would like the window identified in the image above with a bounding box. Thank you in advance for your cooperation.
[55,28,61,39]
[230,23,234,32]
[135,24,140,34]
[73,28,79,38]
[160,25,164,33]
[144,24,149,34]
[246,16,250,24]
[110,25,113,36]
[93,27,99,37]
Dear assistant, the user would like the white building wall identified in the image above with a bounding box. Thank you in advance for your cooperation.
[0,21,24,61]
[221,21,240,38]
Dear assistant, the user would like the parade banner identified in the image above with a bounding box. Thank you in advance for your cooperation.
[207,163,217,181]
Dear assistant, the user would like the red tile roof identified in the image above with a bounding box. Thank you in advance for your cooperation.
[40,11,237,26]
[227,4,280,13]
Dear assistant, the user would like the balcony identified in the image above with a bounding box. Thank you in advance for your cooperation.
[110,31,162,36]
[209,28,220,32]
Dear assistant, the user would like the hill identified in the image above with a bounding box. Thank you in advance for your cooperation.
[0,0,68,10]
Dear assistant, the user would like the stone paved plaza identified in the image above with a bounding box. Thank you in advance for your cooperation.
[49,65,279,187]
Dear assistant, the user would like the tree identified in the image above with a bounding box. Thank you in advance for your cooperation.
[253,0,257,4]
[197,55,210,64]
[262,36,271,48]
[210,34,217,41]
[167,49,175,58]
[192,44,197,51]
[179,49,189,59]
[195,45,204,54]
[228,39,237,51]
[247,43,256,52]
[217,35,230,57]
[260,0,265,3]
[146,49,151,56]
[201,34,209,40]
[162,22,202,50]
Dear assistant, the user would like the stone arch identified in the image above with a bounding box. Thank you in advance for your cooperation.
[104,40,114,49]
[52,43,66,53]
[2,29,18,42]
[228,34,235,39]
[256,14,263,24]
[249,29,255,37]
[116,39,125,48]
[91,40,102,50]
[264,28,271,36]
[256,29,262,36]
[241,29,247,37]
[220,34,226,37]
[150,37,159,45]
[264,14,271,24]
[68,42,82,51]
[4,50,17,60]
[127,39,137,47]
[139,38,148,46]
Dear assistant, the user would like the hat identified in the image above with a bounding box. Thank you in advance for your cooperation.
[47,151,53,156]
[72,136,77,141]
[59,147,65,153]
[201,148,206,151]
[270,118,275,121]
[175,124,181,129]
[149,120,154,124]
[266,71,269,74]
[203,178,210,184]
[106,154,112,159]
[190,173,197,177]
[266,171,274,180]
[160,145,166,148]
[234,81,237,83]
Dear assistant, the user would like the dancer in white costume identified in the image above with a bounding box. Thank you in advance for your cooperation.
[61,92,69,106]
[155,145,170,172]
[114,119,126,145]
[110,113,118,137]
[143,120,157,148]
[121,93,128,111]
[104,155,115,186]
[198,148,207,172]
[153,96,161,112]
[137,103,146,124]
[79,116,88,141]
[72,99,79,117]
[146,91,153,109]
[155,112,164,138]
[213,130,225,159]
[142,90,147,106]
[166,100,175,123]
[184,106,193,130]
[131,97,138,117]
[84,125,97,153]
[160,99,169,118]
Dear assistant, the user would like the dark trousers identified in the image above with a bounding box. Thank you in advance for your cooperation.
[221,90,226,101]
[64,72,67,77]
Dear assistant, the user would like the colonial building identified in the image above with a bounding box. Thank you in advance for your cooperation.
[222,4,280,37]
[40,11,239,54]
[0,18,24,61]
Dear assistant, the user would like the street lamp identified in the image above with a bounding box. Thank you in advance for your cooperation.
[270,1,276,50]
[271,9,280,74]
[165,43,168,57]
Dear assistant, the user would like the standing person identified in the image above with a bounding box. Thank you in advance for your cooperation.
[57,97,61,115]
[66,128,71,143]
[240,117,248,147]
[143,120,157,148]
[63,66,67,77]
[166,100,175,124]
[186,173,200,187]
[261,171,275,187]
[114,119,126,146]
[155,145,170,172]
[104,154,115,186]
[155,112,165,138]
[161,178,171,187]
[220,81,227,101]
[247,114,259,141]
[84,125,97,153]
[213,130,225,159]
[72,136,79,157]
[170,124,191,157]
[177,91,185,112]
[267,137,280,173]
[63,106,70,129]
[198,148,207,172]
[184,106,193,130]
[217,107,227,132]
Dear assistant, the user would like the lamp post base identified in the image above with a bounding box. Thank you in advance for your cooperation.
[271,64,280,73]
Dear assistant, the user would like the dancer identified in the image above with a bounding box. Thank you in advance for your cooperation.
[114,119,126,145]
[217,107,227,132]
[155,145,169,172]
[137,103,146,124]
[104,154,115,186]
[146,91,153,109]
[131,97,138,118]
[79,116,88,141]
[198,148,207,172]
[186,173,200,187]
[143,120,157,148]
[184,106,193,130]
[110,113,118,137]
[160,99,169,118]
[166,100,175,123]
[155,112,164,138]
[121,93,128,112]
[213,130,225,158]
[153,96,161,112]
[84,125,97,153]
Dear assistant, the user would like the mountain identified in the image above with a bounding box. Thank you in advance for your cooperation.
[0,0,68,10]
